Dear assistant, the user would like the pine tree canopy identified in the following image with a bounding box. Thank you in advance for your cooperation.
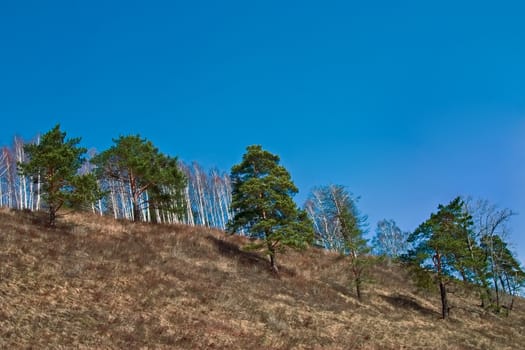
[228,145,314,272]
[18,124,100,226]
[407,196,476,318]
[408,197,470,269]
[92,135,186,222]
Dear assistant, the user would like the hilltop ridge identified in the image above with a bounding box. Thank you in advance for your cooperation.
[1,208,524,349]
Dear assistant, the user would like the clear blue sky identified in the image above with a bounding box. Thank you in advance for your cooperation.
[1,1,524,263]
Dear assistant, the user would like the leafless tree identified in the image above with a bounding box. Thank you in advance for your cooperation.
[179,162,232,229]
[372,219,409,263]
[305,185,370,300]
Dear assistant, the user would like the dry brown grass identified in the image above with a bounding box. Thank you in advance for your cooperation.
[1,208,524,349]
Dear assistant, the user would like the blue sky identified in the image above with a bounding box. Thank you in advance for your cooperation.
[1,1,524,263]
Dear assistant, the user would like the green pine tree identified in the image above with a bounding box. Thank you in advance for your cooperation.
[92,135,186,222]
[18,124,100,227]
[406,196,473,319]
[228,145,314,273]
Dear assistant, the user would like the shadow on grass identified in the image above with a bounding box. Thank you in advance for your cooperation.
[206,235,268,264]
[205,235,296,277]
[11,208,78,233]
[325,281,354,298]
[380,294,438,317]
[11,208,49,227]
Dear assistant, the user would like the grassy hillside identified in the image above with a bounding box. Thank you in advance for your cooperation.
[1,208,524,349]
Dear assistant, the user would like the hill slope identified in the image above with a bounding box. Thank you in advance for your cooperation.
[1,208,524,349]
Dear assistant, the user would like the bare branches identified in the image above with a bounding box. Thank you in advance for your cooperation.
[372,219,409,263]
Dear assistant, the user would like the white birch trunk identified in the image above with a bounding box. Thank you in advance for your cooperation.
[184,184,194,226]
[143,190,150,222]
[110,179,119,219]
[35,172,41,211]
[0,148,8,207]
[14,139,25,210]
[193,163,207,226]
[6,147,15,208]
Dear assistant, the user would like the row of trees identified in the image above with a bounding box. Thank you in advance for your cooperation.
[0,128,232,229]
[226,145,525,317]
[2,125,524,317]
[0,136,41,211]
[405,197,524,318]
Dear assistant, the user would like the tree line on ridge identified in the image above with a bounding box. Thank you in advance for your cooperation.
[1,124,524,319]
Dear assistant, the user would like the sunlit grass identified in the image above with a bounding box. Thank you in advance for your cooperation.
[0,208,523,349]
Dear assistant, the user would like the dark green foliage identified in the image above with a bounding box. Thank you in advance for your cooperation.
[92,135,186,222]
[18,124,101,226]
[406,197,524,318]
[406,197,473,319]
[228,145,314,272]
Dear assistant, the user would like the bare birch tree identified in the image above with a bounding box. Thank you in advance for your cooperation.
[372,219,409,263]
[305,185,370,299]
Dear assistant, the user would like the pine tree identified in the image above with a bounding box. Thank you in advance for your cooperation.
[406,197,473,319]
[92,135,186,222]
[18,124,100,226]
[228,145,314,273]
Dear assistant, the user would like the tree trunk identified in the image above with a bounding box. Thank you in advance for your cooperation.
[493,272,500,310]
[439,280,449,319]
[36,172,42,210]
[132,198,141,222]
[193,163,207,226]
[481,285,492,309]
[49,206,57,227]
[355,276,362,300]
[268,242,278,274]
[269,254,278,274]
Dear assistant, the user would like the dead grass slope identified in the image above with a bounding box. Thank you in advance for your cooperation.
[1,208,524,349]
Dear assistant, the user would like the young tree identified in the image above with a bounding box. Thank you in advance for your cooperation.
[372,219,409,263]
[406,197,473,319]
[92,135,186,222]
[18,125,100,226]
[305,185,369,299]
[228,145,314,273]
